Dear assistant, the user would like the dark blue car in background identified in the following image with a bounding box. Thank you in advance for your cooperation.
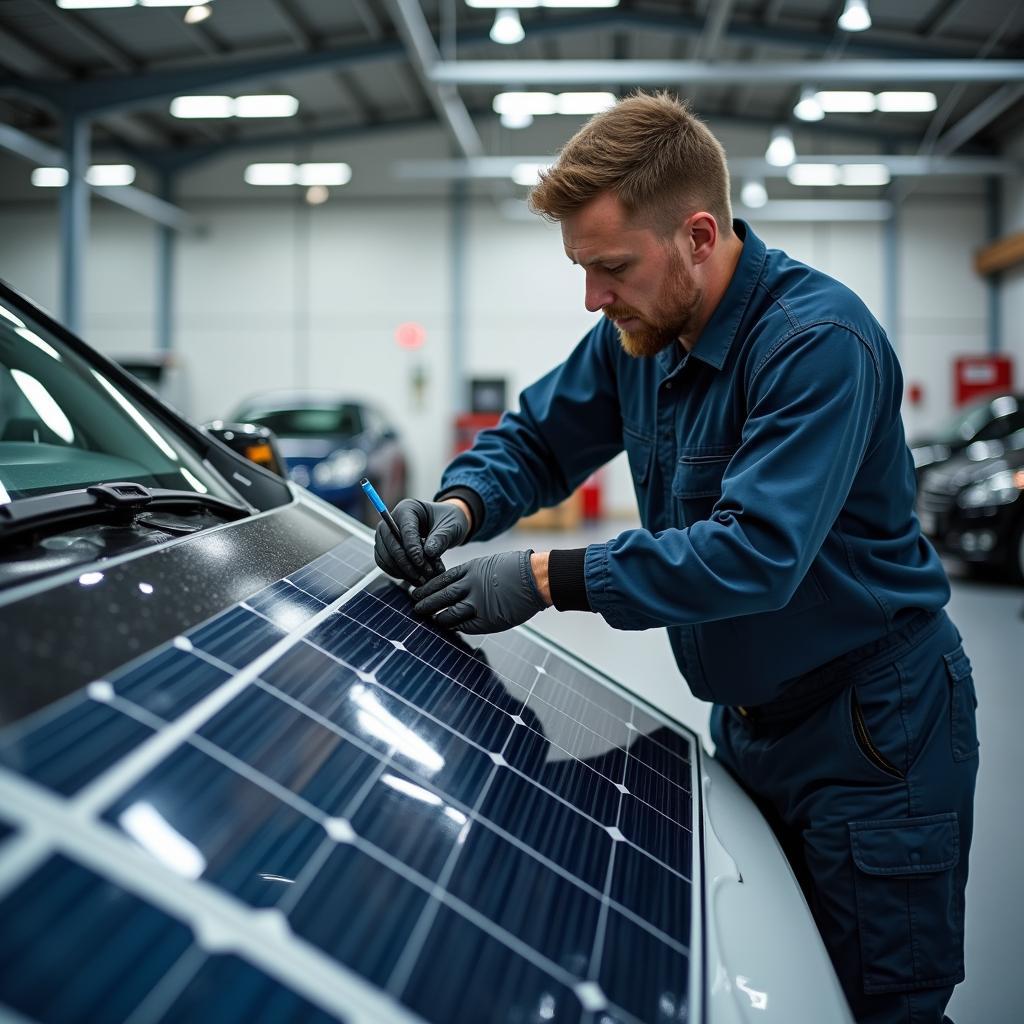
[231,392,407,523]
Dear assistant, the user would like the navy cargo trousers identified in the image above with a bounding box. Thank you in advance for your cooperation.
[710,610,979,1024]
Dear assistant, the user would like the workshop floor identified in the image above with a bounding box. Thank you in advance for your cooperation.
[458,519,1021,1024]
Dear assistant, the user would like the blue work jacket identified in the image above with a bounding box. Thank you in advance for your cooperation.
[439,221,950,705]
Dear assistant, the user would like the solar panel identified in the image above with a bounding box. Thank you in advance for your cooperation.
[0,528,700,1023]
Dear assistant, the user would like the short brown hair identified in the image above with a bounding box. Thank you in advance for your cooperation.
[529,91,732,236]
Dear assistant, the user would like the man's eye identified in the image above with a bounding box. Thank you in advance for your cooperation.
[607,264,626,274]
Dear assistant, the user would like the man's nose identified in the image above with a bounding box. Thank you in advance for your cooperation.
[584,275,614,313]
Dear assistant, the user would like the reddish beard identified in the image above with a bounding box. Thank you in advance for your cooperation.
[605,248,702,358]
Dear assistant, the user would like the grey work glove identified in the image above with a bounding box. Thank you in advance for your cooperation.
[410,549,547,634]
[374,498,470,586]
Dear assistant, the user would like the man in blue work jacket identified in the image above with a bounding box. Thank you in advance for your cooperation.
[374,92,978,1024]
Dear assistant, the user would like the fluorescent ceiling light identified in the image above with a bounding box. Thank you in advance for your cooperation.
[787,163,841,186]
[86,164,135,186]
[838,0,871,32]
[839,163,891,186]
[740,179,768,208]
[876,91,937,112]
[765,126,795,167]
[793,87,824,122]
[234,94,299,118]
[493,92,557,116]
[466,1,619,7]
[297,163,351,186]
[184,4,212,22]
[816,90,876,113]
[170,95,234,118]
[140,1,201,6]
[32,165,135,187]
[31,167,69,187]
[244,163,351,186]
[57,1,134,8]
[245,163,299,185]
[556,91,616,114]
[511,162,548,186]
[490,8,524,44]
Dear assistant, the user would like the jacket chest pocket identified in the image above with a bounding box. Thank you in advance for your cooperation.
[672,449,733,527]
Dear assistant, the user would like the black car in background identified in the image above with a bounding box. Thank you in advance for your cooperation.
[231,392,407,523]
[917,428,1024,583]
[911,392,1024,481]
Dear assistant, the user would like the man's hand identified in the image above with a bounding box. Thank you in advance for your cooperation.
[410,549,549,634]
[374,498,471,585]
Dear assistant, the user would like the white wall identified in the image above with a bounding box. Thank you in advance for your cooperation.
[0,186,998,511]
[999,135,1024,379]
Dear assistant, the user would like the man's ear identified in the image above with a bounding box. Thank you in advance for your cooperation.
[687,212,718,265]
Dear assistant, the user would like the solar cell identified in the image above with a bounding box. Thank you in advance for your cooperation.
[0,534,698,1024]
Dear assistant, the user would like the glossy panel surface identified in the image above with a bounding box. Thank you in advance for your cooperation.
[0,530,698,1024]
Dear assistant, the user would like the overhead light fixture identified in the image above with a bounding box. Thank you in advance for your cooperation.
[244,162,352,187]
[493,91,615,126]
[490,8,524,44]
[839,163,891,186]
[500,110,533,129]
[31,167,70,187]
[787,163,841,187]
[793,87,824,122]
[184,4,212,23]
[140,0,204,6]
[467,1,618,8]
[57,0,134,7]
[765,126,795,167]
[511,162,549,186]
[876,91,937,112]
[170,95,234,118]
[305,185,329,206]
[86,164,136,186]
[816,90,876,113]
[740,179,768,208]
[234,94,299,118]
[170,94,298,118]
[837,0,871,32]
[31,164,135,187]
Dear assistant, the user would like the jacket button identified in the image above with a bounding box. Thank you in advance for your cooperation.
[664,381,673,390]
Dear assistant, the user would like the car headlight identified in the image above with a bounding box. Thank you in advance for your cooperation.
[957,469,1024,509]
[312,448,367,488]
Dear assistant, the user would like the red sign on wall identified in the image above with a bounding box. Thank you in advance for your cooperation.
[954,355,1014,407]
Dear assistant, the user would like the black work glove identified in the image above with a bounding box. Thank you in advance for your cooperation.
[410,549,547,634]
[374,498,471,586]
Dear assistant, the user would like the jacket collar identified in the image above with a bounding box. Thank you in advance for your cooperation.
[657,219,767,374]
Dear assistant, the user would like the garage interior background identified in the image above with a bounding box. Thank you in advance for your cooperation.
[0,2,1022,1022]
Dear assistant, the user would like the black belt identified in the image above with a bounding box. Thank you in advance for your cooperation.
[734,609,939,729]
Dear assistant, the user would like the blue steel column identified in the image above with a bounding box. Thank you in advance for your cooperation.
[883,202,900,354]
[985,176,1002,354]
[450,178,468,415]
[60,114,90,333]
[157,170,175,352]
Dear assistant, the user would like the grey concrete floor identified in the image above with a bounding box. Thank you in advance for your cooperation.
[457,520,1022,1024]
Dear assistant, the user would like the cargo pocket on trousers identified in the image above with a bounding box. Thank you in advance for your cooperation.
[849,813,963,994]
[944,647,979,762]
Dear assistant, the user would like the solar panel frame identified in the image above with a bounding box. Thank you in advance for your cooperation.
[0,518,707,1024]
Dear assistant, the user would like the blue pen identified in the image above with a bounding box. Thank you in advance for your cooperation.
[360,478,444,580]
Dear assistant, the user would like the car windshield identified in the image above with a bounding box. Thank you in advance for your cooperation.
[240,406,360,438]
[933,398,996,445]
[0,297,233,505]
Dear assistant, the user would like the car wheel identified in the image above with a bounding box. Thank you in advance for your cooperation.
[1013,517,1024,585]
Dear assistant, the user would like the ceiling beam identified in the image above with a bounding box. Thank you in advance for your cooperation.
[431,59,1024,87]
[387,0,482,158]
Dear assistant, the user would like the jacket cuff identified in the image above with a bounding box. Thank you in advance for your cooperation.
[548,548,591,612]
[434,485,485,541]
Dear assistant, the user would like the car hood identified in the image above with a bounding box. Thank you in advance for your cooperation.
[275,435,365,461]
[921,440,1024,492]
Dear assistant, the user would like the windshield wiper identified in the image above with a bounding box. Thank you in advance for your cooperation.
[0,481,252,543]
